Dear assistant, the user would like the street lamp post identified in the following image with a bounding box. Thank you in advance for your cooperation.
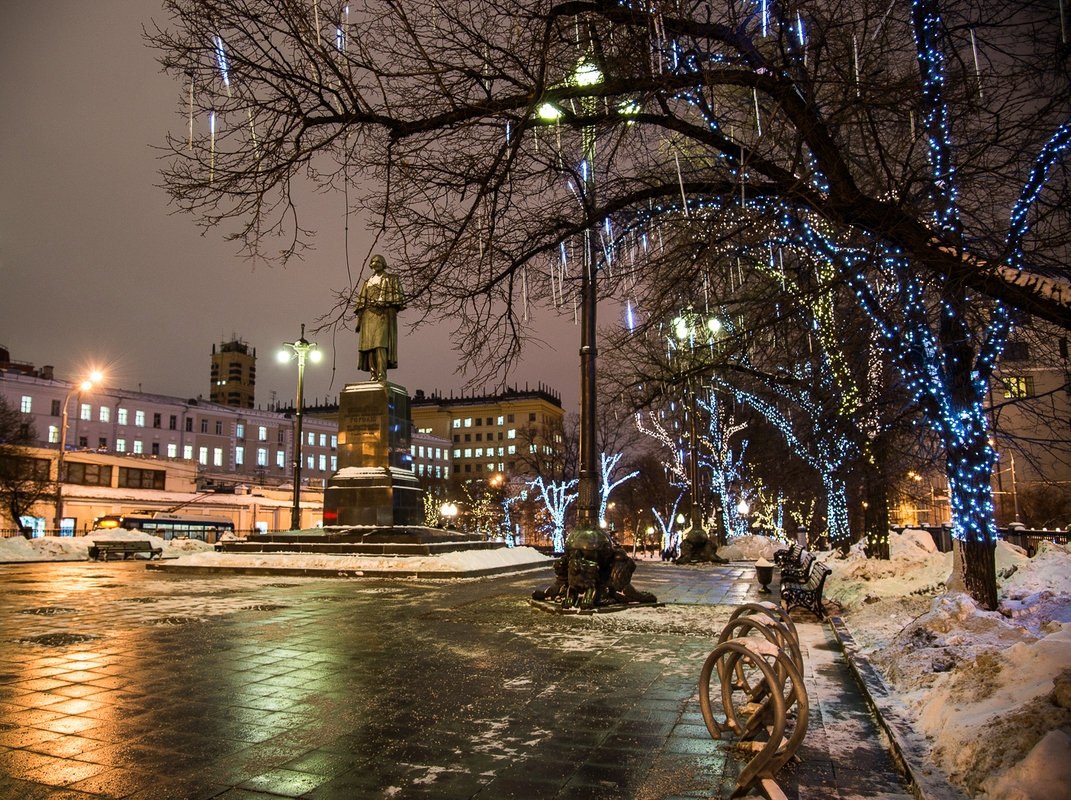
[278,324,321,531]
[674,310,722,542]
[538,54,603,534]
[55,372,102,533]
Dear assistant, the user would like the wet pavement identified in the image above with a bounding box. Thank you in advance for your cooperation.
[0,559,913,799]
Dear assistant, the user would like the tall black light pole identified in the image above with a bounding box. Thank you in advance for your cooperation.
[278,324,320,531]
[674,310,722,541]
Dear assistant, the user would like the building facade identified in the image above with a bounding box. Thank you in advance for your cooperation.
[411,384,565,480]
[0,369,339,494]
[210,338,257,408]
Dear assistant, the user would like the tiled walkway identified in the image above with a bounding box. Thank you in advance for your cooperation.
[0,559,912,798]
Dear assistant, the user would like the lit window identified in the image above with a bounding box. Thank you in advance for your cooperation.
[135,410,146,427]
[100,406,110,423]
[306,455,314,469]
[331,456,337,471]
[319,434,327,447]
[453,449,461,458]
[20,396,31,413]
[235,446,244,465]
[463,418,472,427]
[319,454,326,471]
[167,443,178,458]
[199,447,208,465]
[464,448,472,458]
[331,435,338,449]
[258,426,268,441]
[507,445,516,455]
[257,448,268,466]
[133,440,144,454]
[213,448,223,467]
[183,445,193,460]
[118,408,128,425]
[497,415,504,426]
[276,450,285,468]
[48,425,59,443]
[475,448,483,457]
[452,419,460,429]
[80,403,92,421]
[308,432,315,446]
[1002,376,1035,398]
[507,429,516,439]
[116,438,127,453]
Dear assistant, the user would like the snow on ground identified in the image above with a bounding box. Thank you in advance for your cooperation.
[821,530,1071,800]
[0,528,551,573]
[2,527,1068,797]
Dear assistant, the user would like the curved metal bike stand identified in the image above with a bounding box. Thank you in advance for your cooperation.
[698,603,809,800]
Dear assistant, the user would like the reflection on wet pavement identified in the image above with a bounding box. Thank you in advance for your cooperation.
[0,561,909,799]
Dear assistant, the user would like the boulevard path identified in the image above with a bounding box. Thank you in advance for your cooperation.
[0,560,912,799]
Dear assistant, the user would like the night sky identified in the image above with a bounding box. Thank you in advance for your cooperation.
[0,1,580,412]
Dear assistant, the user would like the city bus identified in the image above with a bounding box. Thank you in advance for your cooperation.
[92,514,236,542]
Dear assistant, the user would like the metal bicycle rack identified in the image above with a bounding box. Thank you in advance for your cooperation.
[698,601,808,800]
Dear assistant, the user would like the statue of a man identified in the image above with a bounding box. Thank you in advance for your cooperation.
[354,254,405,382]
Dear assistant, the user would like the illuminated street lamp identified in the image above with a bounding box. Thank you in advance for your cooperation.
[277,324,321,531]
[674,309,722,541]
[55,371,103,533]
[538,54,604,533]
[440,501,459,529]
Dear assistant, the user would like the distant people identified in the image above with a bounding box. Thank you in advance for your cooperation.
[355,254,405,382]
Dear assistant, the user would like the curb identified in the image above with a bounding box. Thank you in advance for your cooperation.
[829,616,968,800]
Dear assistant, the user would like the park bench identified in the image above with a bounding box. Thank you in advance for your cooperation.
[88,540,163,561]
[773,543,804,572]
[779,552,831,621]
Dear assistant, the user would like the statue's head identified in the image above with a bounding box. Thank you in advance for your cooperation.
[370,254,387,272]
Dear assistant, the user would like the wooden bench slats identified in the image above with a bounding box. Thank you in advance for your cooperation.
[88,541,163,561]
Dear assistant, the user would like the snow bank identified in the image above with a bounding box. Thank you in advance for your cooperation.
[167,545,552,573]
[0,528,215,562]
[718,534,781,561]
[834,531,1071,799]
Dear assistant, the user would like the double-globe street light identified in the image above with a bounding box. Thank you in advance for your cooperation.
[673,309,723,544]
[55,371,103,533]
[277,324,321,531]
[537,53,606,535]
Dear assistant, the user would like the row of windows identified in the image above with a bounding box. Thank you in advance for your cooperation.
[61,462,166,490]
[454,429,518,443]
[415,464,446,478]
[414,445,445,460]
[40,403,333,447]
[455,462,506,474]
[452,415,514,429]
[454,446,517,459]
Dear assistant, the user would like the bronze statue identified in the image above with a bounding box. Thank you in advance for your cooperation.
[355,254,405,381]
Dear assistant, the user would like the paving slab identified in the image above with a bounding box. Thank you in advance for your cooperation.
[0,559,914,799]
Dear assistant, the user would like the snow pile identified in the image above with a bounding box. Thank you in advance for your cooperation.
[0,528,215,562]
[719,534,781,561]
[169,544,551,573]
[834,531,1071,799]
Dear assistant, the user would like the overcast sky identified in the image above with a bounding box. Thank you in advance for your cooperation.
[0,1,580,411]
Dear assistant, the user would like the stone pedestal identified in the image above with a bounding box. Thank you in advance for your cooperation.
[323,381,422,528]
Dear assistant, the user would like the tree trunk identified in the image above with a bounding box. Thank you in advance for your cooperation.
[864,450,891,560]
[822,473,851,552]
[945,424,1000,610]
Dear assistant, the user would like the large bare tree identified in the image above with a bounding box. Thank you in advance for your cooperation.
[150,0,1071,605]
